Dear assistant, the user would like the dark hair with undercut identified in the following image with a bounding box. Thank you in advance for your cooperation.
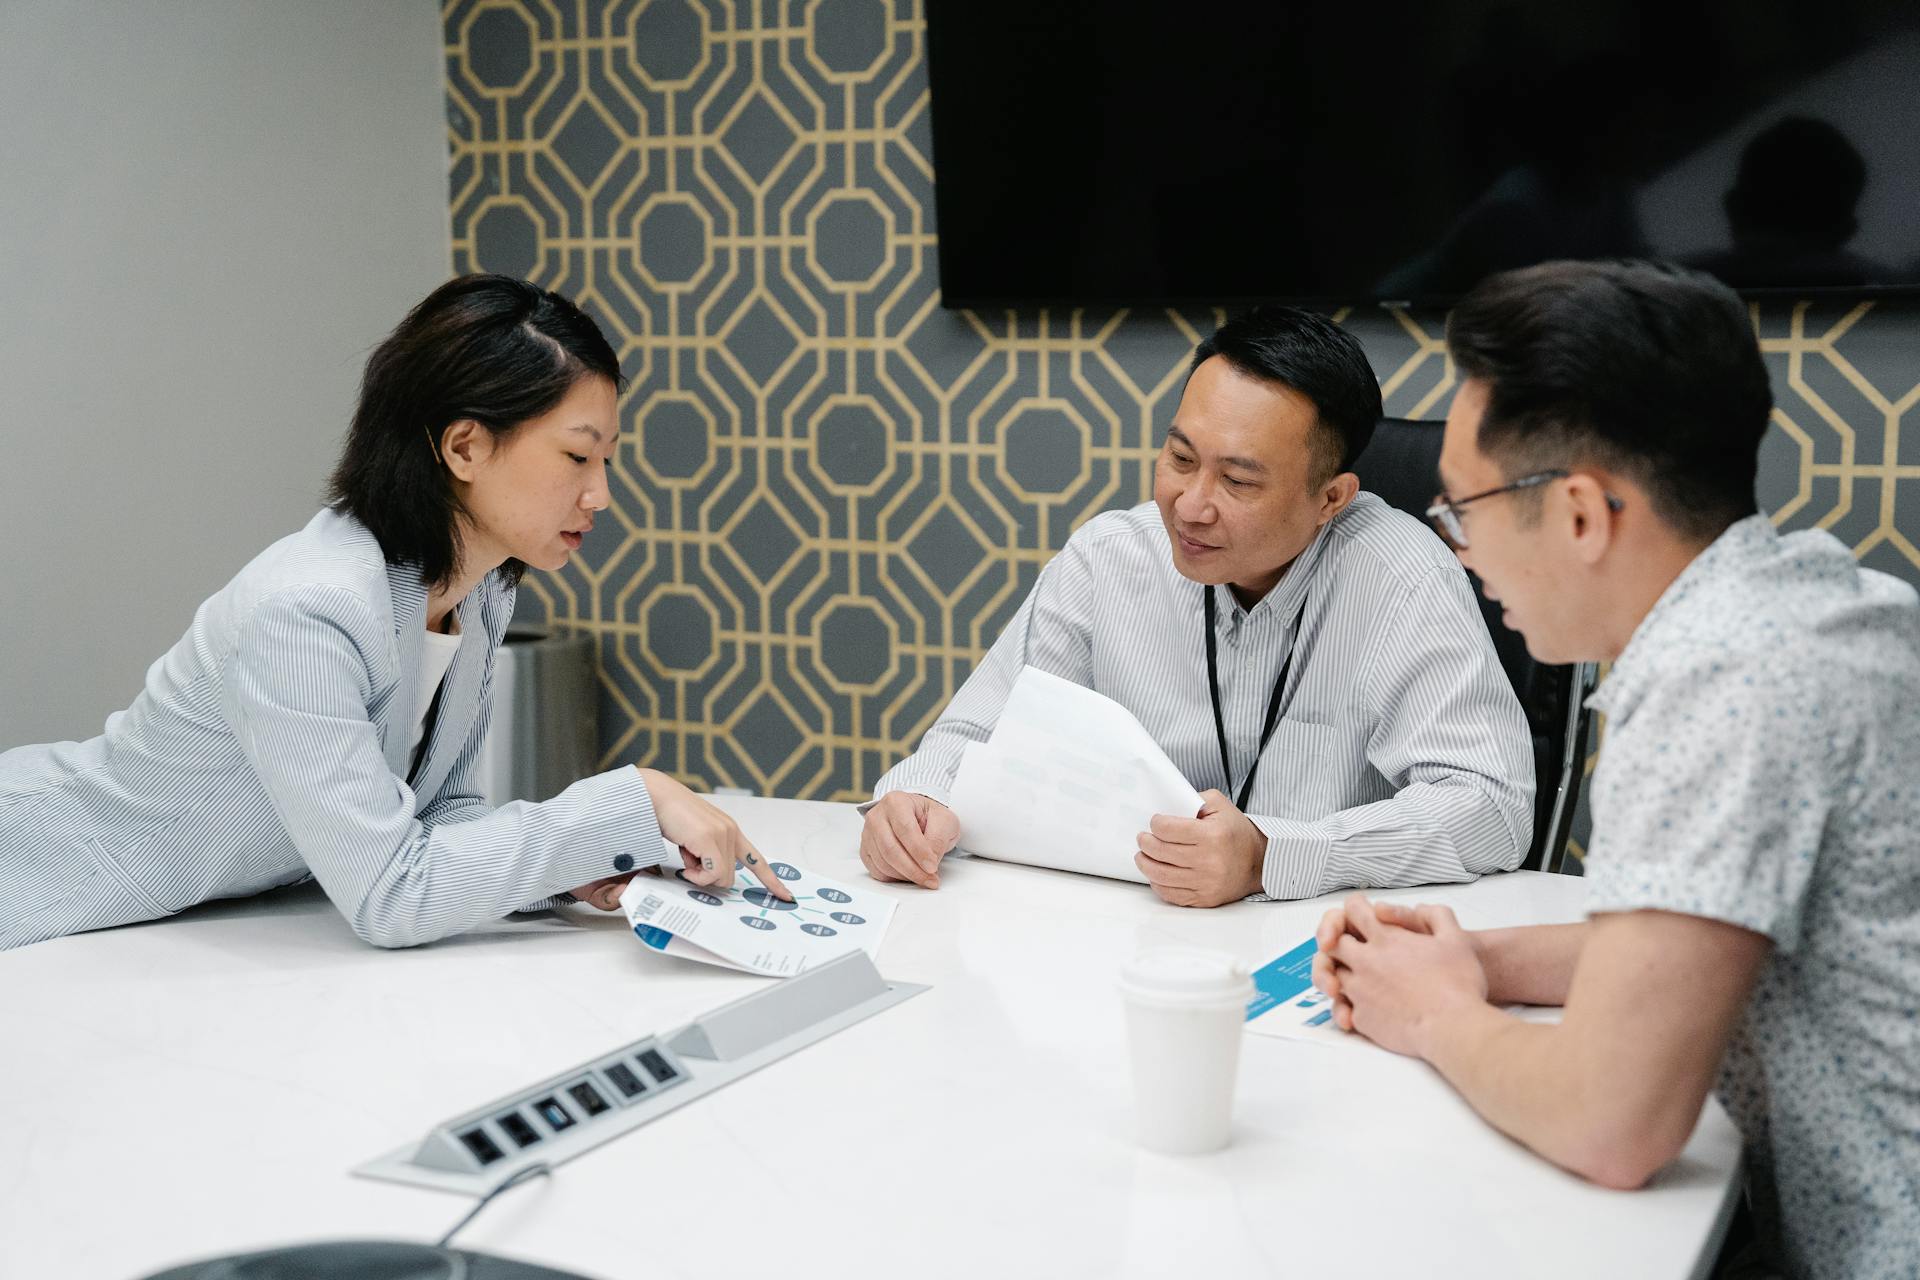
[1189,305,1383,484]
[1445,259,1771,542]
[327,274,624,588]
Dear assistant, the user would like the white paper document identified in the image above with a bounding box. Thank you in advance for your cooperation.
[621,861,895,978]
[947,666,1202,883]
[1242,935,1353,1046]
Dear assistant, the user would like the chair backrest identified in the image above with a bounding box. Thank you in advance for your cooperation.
[1349,417,1591,871]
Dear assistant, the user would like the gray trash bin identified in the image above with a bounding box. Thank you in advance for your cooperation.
[474,625,598,806]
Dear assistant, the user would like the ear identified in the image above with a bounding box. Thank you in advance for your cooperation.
[1563,472,1621,565]
[439,419,495,483]
[1317,471,1360,524]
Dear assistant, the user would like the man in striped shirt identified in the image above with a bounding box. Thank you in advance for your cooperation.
[859,307,1535,905]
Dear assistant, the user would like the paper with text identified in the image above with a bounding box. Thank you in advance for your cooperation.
[947,666,1203,883]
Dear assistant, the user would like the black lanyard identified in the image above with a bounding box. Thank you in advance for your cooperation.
[1204,585,1307,811]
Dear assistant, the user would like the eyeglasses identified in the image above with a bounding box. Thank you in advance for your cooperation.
[1425,470,1573,549]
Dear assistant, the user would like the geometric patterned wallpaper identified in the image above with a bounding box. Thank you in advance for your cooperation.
[444,0,1920,804]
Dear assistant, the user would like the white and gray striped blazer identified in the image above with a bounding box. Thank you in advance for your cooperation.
[872,495,1535,898]
[0,508,665,951]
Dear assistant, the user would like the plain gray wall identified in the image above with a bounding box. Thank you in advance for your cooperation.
[0,1,449,744]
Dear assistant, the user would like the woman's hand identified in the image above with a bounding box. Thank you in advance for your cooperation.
[637,768,794,902]
[570,872,639,911]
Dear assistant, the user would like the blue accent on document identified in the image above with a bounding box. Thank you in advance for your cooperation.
[1245,937,1319,1021]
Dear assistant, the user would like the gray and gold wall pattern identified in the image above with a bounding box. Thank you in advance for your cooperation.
[444,0,1920,802]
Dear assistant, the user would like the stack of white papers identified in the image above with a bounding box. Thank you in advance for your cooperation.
[947,666,1202,883]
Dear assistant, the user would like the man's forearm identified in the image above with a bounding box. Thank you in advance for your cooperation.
[1416,1003,1628,1181]
[1256,782,1522,900]
[1420,913,1756,1191]
[1474,922,1589,1006]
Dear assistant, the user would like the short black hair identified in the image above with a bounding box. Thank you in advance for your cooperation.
[1189,306,1383,483]
[1446,259,1772,542]
[328,274,625,588]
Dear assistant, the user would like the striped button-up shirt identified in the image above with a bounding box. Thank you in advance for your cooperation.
[872,495,1534,898]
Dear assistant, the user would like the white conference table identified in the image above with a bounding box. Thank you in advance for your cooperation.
[0,795,1742,1280]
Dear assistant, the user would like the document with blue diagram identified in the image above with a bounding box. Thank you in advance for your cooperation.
[620,859,896,978]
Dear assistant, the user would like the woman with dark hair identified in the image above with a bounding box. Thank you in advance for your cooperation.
[0,274,788,951]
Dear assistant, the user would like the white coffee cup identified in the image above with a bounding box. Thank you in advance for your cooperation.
[1118,946,1254,1155]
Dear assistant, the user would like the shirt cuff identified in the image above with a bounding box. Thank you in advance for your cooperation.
[863,780,954,813]
[539,765,672,894]
[1251,814,1333,901]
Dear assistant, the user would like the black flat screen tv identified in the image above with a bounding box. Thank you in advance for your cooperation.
[925,1,1920,306]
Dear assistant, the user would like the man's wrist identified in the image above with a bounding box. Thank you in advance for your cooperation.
[1466,927,1491,968]
[1239,817,1265,896]
[1244,815,1331,900]
[1414,991,1504,1068]
[1468,928,1515,1004]
[1235,816,1267,897]
[864,783,952,814]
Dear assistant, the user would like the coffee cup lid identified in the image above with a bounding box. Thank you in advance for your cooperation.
[1119,946,1251,1002]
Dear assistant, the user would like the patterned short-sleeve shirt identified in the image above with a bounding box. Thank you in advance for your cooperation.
[1584,515,1920,1280]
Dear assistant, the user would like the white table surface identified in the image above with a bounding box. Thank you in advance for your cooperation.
[0,795,1742,1280]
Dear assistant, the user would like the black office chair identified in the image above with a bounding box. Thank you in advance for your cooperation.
[1350,417,1596,873]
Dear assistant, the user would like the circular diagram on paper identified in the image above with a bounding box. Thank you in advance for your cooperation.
[666,870,878,941]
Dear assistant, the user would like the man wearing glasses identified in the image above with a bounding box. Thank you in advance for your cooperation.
[1316,260,1919,1277]
[858,306,1535,906]
[1428,472,1623,555]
